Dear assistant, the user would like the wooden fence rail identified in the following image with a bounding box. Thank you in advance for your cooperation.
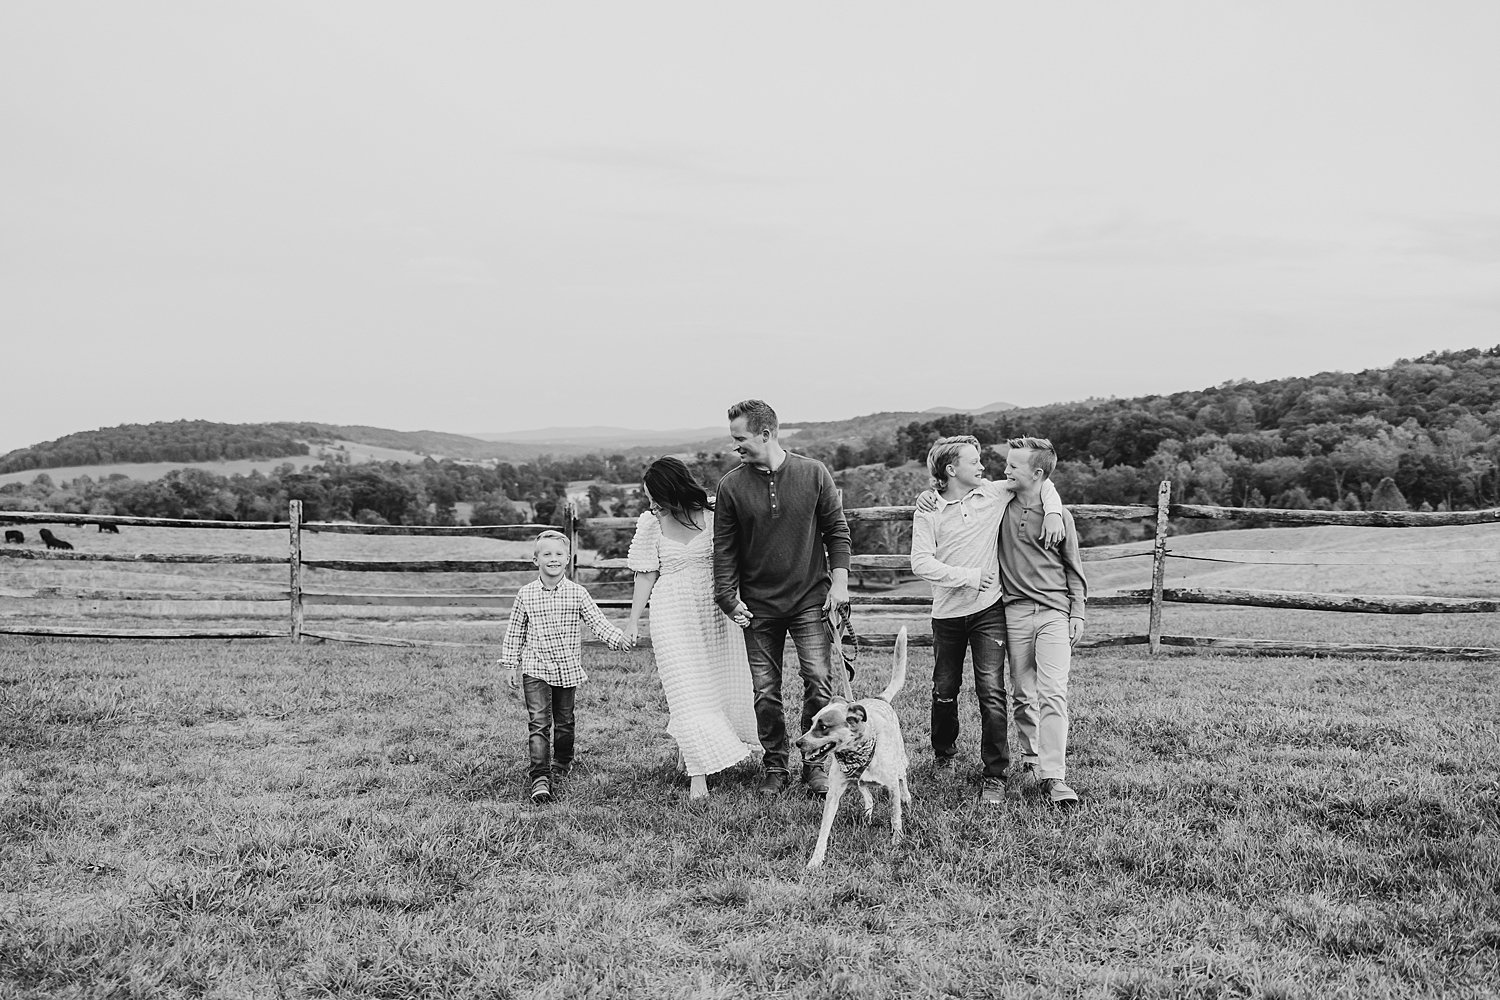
[3,485,1499,658]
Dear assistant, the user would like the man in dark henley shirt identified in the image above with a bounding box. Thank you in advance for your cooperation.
[714,399,851,797]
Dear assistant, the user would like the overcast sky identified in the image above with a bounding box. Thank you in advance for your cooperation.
[4,2,1498,454]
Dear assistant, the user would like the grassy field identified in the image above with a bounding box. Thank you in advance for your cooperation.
[3,635,1497,999]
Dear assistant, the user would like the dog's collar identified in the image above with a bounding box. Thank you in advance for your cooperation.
[834,740,876,780]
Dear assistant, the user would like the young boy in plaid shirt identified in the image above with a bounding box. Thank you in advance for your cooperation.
[501,530,632,803]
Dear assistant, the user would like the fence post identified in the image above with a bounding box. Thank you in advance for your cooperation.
[564,500,578,580]
[1148,480,1171,653]
[288,500,304,643]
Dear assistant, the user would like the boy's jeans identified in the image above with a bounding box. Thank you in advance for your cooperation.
[930,599,1009,779]
[521,675,576,781]
[1003,600,1072,781]
[741,606,834,774]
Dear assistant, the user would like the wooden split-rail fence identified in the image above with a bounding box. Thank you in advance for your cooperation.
[2,482,1499,658]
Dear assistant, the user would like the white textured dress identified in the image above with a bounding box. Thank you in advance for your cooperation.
[628,511,760,776]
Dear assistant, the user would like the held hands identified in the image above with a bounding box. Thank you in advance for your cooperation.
[979,567,998,590]
[730,602,754,629]
[623,620,640,646]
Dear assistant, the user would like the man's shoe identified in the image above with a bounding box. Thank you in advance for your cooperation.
[757,770,789,797]
[802,763,829,797]
[933,753,957,770]
[529,776,552,804]
[979,777,1008,805]
[1040,777,1080,809]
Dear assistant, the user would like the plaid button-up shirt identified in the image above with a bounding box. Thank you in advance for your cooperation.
[499,579,628,687]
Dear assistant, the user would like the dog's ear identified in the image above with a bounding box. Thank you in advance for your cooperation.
[846,705,867,725]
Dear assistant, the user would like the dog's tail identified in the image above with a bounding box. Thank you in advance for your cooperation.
[877,626,907,703]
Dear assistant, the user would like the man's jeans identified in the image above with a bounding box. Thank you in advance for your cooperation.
[930,599,1009,779]
[1004,600,1072,781]
[521,675,576,781]
[741,606,835,774]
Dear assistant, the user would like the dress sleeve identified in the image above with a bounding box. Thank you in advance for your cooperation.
[626,512,660,574]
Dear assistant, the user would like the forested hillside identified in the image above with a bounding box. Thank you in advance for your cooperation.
[3,347,1496,528]
[0,421,314,474]
[0,421,535,472]
[818,346,1500,513]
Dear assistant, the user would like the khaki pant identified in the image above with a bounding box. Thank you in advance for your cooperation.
[1004,600,1071,781]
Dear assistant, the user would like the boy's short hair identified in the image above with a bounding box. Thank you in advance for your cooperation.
[927,435,981,490]
[727,399,778,436]
[1007,436,1057,479]
[533,529,571,553]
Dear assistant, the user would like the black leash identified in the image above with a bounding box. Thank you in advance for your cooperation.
[826,603,858,703]
[737,603,858,704]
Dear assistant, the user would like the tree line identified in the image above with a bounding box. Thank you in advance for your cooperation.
[797,346,1500,514]
[4,347,1496,539]
[0,458,593,528]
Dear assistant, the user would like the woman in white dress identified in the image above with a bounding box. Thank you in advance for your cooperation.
[623,458,759,799]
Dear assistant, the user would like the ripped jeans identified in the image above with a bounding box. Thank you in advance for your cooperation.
[929,599,1009,779]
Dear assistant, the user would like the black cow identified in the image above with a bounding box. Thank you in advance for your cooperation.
[98,522,120,533]
[3,529,21,544]
[38,528,73,550]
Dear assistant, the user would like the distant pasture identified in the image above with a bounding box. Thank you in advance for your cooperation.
[0,439,452,489]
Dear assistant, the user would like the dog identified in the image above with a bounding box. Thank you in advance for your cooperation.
[795,626,910,870]
[98,522,120,533]
[38,528,73,550]
[3,529,21,544]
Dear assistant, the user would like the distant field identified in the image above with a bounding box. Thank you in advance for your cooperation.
[0,439,447,489]
[2,638,1495,998]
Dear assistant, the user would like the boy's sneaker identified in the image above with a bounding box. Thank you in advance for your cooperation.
[1040,777,1080,809]
[529,776,552,804]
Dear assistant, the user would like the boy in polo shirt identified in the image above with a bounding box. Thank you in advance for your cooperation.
[501,530,633,804]
[910,435,1065,804]
[999,437,1087,808]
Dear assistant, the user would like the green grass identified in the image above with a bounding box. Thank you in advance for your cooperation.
[3,638,1497,999]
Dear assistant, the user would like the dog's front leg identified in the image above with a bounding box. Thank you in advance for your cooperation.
[807,774,846,870]
[889,784,904,847]
[858,784,875,824]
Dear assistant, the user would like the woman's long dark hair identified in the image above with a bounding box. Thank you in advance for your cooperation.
[643,457,712,531]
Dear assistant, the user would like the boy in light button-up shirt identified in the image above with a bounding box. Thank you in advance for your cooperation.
[910,436,1064,805]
